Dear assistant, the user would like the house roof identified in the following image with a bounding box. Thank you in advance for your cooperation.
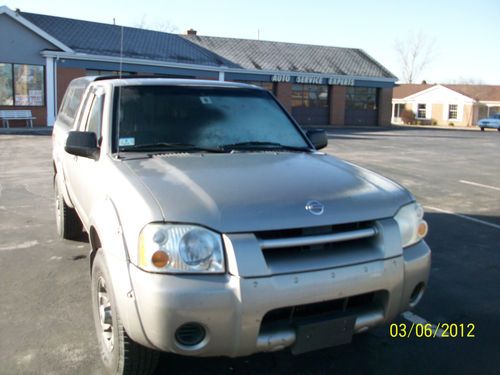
[182,35,397,79]
[394,84,500,101]
[20,12,239,68]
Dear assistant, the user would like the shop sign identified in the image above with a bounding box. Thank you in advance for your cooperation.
[327,77,355,86]
[271,74,356,86]
[271,74,291,83]
[296,75,323,84]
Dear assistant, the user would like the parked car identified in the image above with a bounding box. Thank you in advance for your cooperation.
[477,114,500,131]
[52,76,431,375]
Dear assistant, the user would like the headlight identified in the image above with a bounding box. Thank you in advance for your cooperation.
[138,224,224,273]
[394,202,428,248]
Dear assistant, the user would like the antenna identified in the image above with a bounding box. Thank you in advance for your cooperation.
[257,29,260,40]
[119,25,124,79]
[116,25,124,159]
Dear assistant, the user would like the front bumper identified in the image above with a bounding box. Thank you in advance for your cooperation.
[126,240,431,357]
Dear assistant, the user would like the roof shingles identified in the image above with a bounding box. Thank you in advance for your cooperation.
[21,12,239,68]
[183,35,396,78]
[19,11,395,79]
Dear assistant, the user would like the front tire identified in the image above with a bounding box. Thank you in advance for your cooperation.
[480,127,484,131]
[54,176,83,240]
[91,250,160,375]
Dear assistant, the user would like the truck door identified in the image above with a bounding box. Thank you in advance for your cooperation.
[63,88,105,226]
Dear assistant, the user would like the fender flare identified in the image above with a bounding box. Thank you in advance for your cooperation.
[54,169,75,209]
[88,197,154,349]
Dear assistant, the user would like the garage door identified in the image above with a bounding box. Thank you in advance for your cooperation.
[344,87,378,126]
[291,84,329,125]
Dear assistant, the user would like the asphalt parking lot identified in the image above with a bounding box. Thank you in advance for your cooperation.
[0,127,499,375]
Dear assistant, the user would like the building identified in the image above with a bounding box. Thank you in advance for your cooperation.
[0,6,397,127]
[392,84,500,126]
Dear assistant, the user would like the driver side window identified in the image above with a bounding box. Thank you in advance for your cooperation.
[86,94,104,143]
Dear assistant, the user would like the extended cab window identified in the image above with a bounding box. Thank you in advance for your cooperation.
[58,85,86,128]
[113,86,309,152]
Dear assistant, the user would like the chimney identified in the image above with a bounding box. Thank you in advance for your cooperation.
[186,28,197,36]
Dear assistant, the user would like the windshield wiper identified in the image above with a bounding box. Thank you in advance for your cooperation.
[120,142,224,153]
[218,141,311,152]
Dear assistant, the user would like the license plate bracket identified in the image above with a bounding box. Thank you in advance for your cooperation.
[291,315,356,355]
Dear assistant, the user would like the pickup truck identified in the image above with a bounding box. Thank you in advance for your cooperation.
[52,76,431,375]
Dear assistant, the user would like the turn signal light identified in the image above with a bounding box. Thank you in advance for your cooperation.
[151,250,169,268]
[417,221,428,238]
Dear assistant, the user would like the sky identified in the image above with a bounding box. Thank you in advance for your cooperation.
[4,0,500,84]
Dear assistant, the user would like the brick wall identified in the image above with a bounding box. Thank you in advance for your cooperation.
[330,86,346,125]
[275,83,292,113]
[57,67,86,110]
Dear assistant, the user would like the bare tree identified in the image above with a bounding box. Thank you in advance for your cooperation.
[394,31,436,83]
[134,15,178,33]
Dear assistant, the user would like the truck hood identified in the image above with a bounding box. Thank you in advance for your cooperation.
[124,152,412,233]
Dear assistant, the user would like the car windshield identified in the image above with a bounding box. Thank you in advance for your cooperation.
[112,85,310,152]
[493,114,500,119]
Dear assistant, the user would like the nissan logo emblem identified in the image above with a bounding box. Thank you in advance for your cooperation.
[305,200,324,216]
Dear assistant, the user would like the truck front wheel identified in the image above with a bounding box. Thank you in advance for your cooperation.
[91,250,160,375]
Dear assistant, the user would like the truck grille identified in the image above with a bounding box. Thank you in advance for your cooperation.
[260,291,385,330]
[255,222,380,274]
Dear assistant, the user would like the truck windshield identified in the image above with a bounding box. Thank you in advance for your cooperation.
[112,85,310,152]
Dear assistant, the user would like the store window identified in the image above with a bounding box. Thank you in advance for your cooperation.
[345,87,377,110]
[448,104,458,120]
[0,63,44,106]
[291,84,328,108]
[394,103,405,118]
[417,103,427,118]
[0,63,13,105]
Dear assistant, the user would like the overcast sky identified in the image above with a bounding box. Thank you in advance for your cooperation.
[4,0,500,84]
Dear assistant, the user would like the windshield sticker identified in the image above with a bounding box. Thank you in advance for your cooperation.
[200,96,212,104]
[119,137,135,146]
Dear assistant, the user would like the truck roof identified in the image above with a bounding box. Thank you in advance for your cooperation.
[88,76,265,90]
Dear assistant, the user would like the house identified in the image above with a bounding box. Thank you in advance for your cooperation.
[392,84,500,126]
[0,5,397,127]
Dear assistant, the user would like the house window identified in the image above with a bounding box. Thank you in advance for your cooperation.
[394,103,404,118]
[448,104,458,120]
[417,103,426,118]
[0,63,44,106]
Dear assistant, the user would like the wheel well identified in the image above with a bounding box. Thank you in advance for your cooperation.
[89,226,102,273]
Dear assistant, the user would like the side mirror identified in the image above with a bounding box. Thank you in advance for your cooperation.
[65,131,99,160]
[306,129,328,150]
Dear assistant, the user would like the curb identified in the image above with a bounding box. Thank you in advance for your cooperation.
[0,127,52,136]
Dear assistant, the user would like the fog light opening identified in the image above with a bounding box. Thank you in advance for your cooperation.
[175,323,206,347]
[409,282,425,307]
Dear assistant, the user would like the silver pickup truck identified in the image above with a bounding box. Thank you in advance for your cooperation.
[52,76,431,375]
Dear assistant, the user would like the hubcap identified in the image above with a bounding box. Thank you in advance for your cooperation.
[97,277,114,352]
